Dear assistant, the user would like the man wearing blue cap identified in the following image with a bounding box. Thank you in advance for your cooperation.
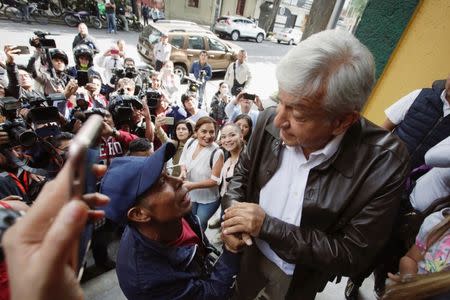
[100,142,241,300]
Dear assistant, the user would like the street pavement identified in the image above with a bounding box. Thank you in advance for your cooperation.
[0,19,377,300]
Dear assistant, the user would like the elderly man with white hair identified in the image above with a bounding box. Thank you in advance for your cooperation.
[220,29,410,299]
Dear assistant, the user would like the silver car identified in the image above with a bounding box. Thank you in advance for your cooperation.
[214,16,266,43]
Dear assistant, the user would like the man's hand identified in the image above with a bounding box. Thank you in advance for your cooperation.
[2,157,109,300]
[222,232,246,253]
[101,121,114,137]
[85,83,97,94]
[141,97,151,119]
[4,45,20,65]
[254,95,264,111]
[64,79,79,99]
[155,115,165,129]
[222,203,266,237]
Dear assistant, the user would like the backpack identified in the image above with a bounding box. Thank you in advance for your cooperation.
[186,139,219,169]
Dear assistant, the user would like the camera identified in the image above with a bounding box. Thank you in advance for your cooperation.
[0,97,37,147]
[199,70,207,82]
[109,92,142,125]
[29,31,56,49]
[25,93,65,125]
[111,67,139,85]
[145,90,162,109]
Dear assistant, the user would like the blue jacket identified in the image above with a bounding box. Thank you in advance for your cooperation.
[394,87,450,169]
[116,214,241,300]
[190,61,212,82]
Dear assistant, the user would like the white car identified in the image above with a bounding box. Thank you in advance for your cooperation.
[214,16,266,43]
[274,28,302,45]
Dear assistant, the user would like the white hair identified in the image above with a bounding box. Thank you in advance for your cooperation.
[276,29,375,116]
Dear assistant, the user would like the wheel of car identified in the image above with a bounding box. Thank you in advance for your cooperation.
[288,39,294,45]
[256,33,264,43]
[277,40,281,44]
[173,64,187,80]
[231,30,240,41]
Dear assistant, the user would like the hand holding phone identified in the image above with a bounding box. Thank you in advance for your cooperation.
[243,93,256,101]
[15,46,30,55]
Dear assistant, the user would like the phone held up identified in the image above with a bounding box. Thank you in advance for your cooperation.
[243,93,256,101]
[68,114,103,281]
[15,46,30,55]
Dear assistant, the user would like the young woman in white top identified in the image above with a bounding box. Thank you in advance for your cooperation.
[180,116,224,231]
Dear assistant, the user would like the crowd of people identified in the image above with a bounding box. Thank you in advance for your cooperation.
[0,23,449,300]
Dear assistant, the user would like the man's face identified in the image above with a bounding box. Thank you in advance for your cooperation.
[18,70,33,88]
[78,24,88,36]
[118,84,134,96]
[151,75,160,89]
[103,111,115,127]
[161,36,168,44]
[183,97,195,112]
[138,173,191,223]
[273,89,337,150]
[92,78,101,94]
[52,58,66,72]
[199,53,207,64]
[125,60,135,68]
[79,56,90,67]
[238,51,247,64]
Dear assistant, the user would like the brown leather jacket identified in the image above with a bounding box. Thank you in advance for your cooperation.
[222,107,410,299]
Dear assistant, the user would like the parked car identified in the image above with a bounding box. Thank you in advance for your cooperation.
[213,16,266,43]
[274,28,302,45]
[137,21,242,78]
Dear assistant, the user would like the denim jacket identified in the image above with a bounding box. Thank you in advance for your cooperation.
[116,214,241,300]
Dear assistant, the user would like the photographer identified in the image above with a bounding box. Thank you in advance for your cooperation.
[27,43,72,95]
[109,58,142,96]
[3,45,43,100]
[190,51,212,109]
[97,46,124,88]
[68,44,102,82]
[224,91,263,127]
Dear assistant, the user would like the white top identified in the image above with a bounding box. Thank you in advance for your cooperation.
[97,56,124,85]
[255,134,344,275]
[224,101,259,127]
[187,109,209,124]
[385,89,449,125]
[179,139,223,204]
[224,61,252,87]
[153,42,172,63]
[220,157,238,197]
[410,136,450,212]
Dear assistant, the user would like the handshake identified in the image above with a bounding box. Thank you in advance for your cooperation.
[220,201,266,253]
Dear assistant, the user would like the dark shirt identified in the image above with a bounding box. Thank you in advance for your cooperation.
[105,3,115,14]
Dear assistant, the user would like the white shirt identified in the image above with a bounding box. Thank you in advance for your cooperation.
[256,134,344,275]
[224,61,252,87]
[187,109,208,124]
[385,89,449,125]
[224,101,259,127]
[97,55,124,85]
[179,139,223,204]
[153,42,172,63]
[410,136,450,212]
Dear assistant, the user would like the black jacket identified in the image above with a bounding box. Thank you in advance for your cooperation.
[222,107,410,299]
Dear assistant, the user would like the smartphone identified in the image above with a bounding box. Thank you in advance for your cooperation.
[76,71,89,87]
[15,46,30,55]
[68,115,103,281]
[162,116,174,125]
[243,93,256,100]
[110,49,119,55]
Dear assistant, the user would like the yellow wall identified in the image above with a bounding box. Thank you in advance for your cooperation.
[362,0,450,125]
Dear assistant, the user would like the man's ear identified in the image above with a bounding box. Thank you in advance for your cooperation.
[332,111,360,136]
[127,206,151,223]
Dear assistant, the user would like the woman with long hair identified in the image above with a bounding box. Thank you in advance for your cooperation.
[234,114,253,143]
[155,119,193,177]
[179,116,224,231]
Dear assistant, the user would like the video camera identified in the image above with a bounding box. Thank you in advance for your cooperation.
[110,66,140,86]
[145,90,162,109]
[23,93,65,125]
[109,89,143,125]
[0,97,37,147]
[29,31,56,49]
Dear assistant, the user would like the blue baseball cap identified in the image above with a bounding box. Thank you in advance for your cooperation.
[100,142,176,224]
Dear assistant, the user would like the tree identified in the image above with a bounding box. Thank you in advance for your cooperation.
[263,0,282,33]
[301,0,337,41]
